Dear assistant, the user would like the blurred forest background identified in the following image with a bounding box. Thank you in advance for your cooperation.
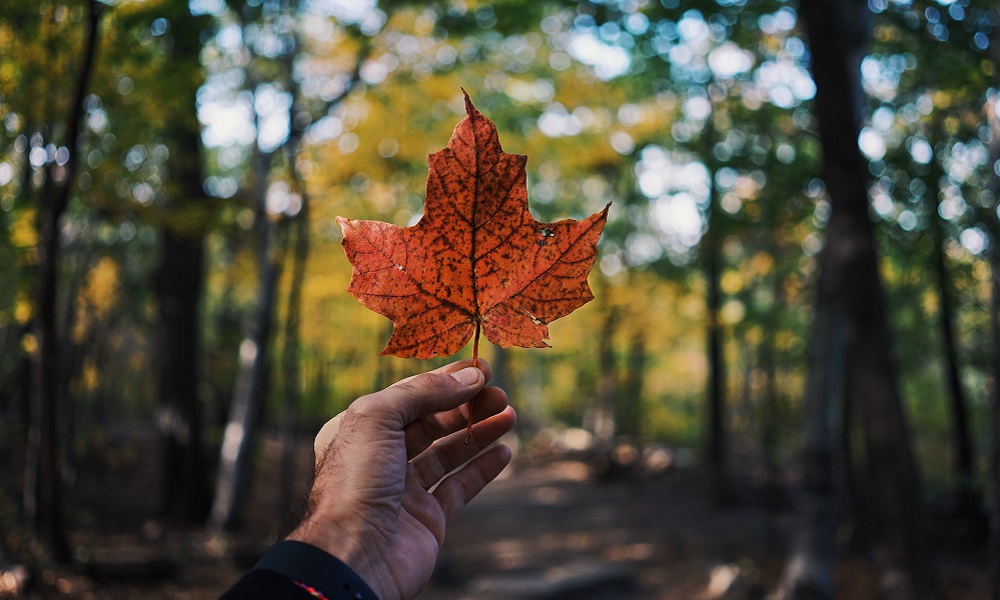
[2,0,1000,598]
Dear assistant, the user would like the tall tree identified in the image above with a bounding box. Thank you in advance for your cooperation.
[208,0,365,530]
[594,293,619,449]
[24,0,102,563]
[278,188,309,513]
[924,128,975,503]
[772,225,846,600]
[208,117,282,531]
[987,11,1000,597]
[618,324,646,442]
[988,138,1000,600]
[703,132,729,504]
[276,43,311,510]
[989,205,1000,600]
[989,238,1000,600]
[870,5,986,509]
[154,0,214,523]
[778,1,931,598]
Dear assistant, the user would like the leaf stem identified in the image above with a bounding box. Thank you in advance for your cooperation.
[465,322,481,445]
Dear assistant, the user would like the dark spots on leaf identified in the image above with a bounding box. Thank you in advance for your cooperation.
[339,93,608,358]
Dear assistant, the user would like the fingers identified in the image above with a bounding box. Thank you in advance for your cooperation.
[411,405,516,489]
[313,359,502,467]
[354,360,492,429]
[433,443,513,523]
[404,386,508,459]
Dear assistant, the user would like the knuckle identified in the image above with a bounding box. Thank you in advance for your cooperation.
[313,415,342,452]
[348,392,397,424]
[350,393,375,414]
[334,402,379,443]
[350,393,384,416]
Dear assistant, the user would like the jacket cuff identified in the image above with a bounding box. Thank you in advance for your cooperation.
[254,540,379,600]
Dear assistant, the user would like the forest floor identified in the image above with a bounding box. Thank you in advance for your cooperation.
[3,433,991,599]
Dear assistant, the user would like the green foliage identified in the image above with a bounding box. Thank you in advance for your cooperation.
[1,0,998,497]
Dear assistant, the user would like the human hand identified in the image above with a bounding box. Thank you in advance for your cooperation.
[286,359,516,600]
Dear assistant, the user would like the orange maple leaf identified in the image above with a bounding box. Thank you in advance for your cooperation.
[337,91,609,362]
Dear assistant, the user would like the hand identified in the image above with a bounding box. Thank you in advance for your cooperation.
[286,359,516,600]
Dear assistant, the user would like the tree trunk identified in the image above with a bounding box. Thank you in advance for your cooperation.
[277,28,311,514]
[759,246,783,553]
[618,327,645,441]
[706,235,727,497]
[208,147,281,532]
[24,0,101,563]
[278,163,309,514]
[843,235,928,600]
[206,0,364,532]
[156,230,211,522]
[772,247,847,600]
[154,0,212,523]
[793,1,931,599]
[278,225,304,515]
[704,150,728,504]
[208,235,243,428]
[589,295,621,480]
[594,298,619,447]
[988,226,1000,600]
[925,157,975,506]
[986,22,1000,598]
[839,365,873,555]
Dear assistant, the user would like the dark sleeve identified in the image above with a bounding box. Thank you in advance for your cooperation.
[219,540,379,600]
[220,568,315,599]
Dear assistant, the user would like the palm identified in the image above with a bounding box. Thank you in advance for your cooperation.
[295,361,516,600]
[378,465,452,599]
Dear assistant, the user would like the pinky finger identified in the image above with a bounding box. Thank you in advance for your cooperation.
[433,444,512,523]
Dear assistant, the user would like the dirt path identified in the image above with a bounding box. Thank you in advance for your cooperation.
[11,452,988,599]
[418,458,782,599]
[418,456,987,599]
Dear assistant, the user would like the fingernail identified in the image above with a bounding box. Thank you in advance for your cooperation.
[451,367,482,386]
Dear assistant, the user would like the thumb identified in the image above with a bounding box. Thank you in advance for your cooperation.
[356,366,485,429]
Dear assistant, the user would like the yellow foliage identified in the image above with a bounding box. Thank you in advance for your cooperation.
[646,401,697,442]
[776,331,798,352]
[21,332,37,356]
[10,210,37,249]
[973,261,990,284]
[82,362,99,393]
[14,300,32,325]
[748,252,774,277]
[73,257,120,345]
[265,23,813,442]
[932,90,952,110]
[720,270,743,295]
[921,290,939,317]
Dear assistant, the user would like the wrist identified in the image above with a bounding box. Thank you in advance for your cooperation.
[253,540,379,600]
[286,520,386,599]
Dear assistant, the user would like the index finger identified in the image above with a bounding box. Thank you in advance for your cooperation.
[404,385,508,459]
[314,360,495,464]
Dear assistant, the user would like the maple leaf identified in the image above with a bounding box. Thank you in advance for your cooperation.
[338,91,609,362]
